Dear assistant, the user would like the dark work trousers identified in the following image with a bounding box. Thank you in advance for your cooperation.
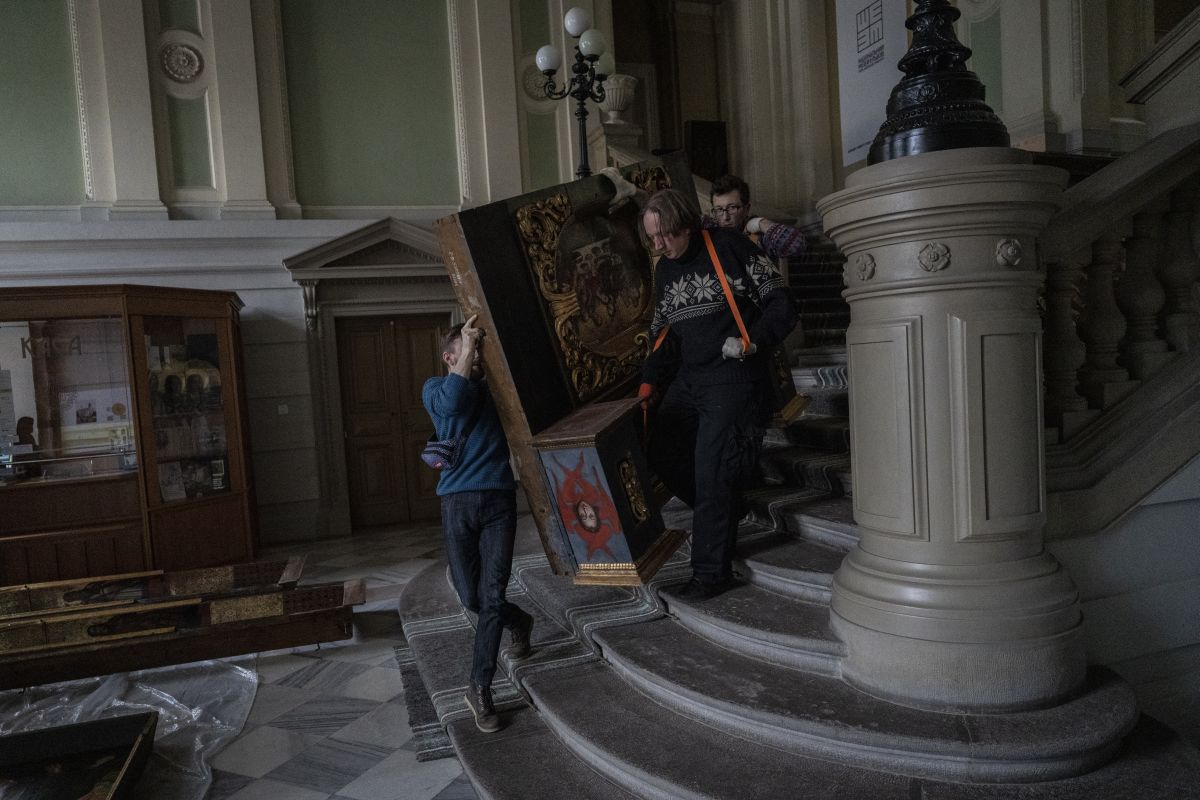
[440,489,521,689]
[648,377,765,584]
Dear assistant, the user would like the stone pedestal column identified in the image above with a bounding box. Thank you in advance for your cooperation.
[816,147,1086,711]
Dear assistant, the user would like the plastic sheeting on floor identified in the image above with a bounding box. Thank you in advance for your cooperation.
[0,656,257,800]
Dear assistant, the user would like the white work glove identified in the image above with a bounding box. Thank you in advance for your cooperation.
[599,166,638,211]
[744,217,771,235]
[721,337,758,360]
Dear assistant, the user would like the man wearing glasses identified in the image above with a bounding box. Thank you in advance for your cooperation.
[707,174,808,260]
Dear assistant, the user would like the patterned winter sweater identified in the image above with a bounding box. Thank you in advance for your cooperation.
[643,227,796,387]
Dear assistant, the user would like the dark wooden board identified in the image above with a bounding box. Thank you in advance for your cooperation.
[0,711,158,799]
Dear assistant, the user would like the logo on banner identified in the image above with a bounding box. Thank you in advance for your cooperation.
[856,0,885,71]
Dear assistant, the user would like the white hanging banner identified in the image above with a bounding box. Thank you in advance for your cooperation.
[835,0,909,166]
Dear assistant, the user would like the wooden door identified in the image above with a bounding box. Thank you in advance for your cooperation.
[337,315,445,527]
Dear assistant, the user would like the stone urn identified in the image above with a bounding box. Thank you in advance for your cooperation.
[598,74,637,124]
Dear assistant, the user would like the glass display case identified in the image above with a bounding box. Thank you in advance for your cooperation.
[0,285,256,583]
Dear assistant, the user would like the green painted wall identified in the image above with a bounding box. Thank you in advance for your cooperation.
[0,0,84,205]
[167,95,214,188]
[518,0,559,191]
[525,111,560,190]
[519,0,549,50]
[158,0,200,35]
[971,13,1003,117]
[280,0,459,206]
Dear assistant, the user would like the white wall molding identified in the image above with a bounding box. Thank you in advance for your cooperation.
[718,0,832,213]
[446,0,523,208]
[209,0,276,219]
[67,0,167,219]
[297,204,460,225]
[0,220,364,288]
[95,0,168,218]
[250,0,301,219]
[1120,5,1200,136]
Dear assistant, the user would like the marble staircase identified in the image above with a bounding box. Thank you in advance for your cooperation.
[398,410,1200,798]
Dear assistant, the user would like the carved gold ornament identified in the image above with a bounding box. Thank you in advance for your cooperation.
[995,238,1023,267]
[515,194,650,402]
[918,241,951,272]
[619,455,648,522]
[628,166,671,194]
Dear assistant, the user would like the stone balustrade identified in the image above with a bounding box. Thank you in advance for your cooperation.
[1042,172,1200,442]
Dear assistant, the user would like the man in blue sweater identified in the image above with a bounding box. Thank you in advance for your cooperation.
[422,314,534,733]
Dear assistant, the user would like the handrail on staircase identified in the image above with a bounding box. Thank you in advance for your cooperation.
[1043,123,1200,262]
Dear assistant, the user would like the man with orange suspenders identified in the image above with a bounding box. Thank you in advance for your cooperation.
[637,188,797,600]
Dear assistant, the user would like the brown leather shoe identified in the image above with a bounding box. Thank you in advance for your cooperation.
[465,683,501,733]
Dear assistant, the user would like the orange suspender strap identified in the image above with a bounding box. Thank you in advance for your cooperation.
[701,229,752,353]
[652,325,670,351]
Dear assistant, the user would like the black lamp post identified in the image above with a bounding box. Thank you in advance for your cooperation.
[868,0,1009,163]
[536,7,614,179]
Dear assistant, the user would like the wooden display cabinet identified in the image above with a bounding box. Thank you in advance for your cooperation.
[0,285,256,583]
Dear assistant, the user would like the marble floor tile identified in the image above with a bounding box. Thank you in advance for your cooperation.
[265,737,393,794]
[225,777,332,800]
[255,652,320,683]
[431,773,481,800]
[246,682,322,726]
[315,636,405,665]
[202,520,484,799]
[335,747,464,800]
[339,665,406,703]
[211,724,324,778]
[275,658,373,693]
[360,586,407,605]
[207,769,256,800]
[332,699,412,749]
[272,694,382,736]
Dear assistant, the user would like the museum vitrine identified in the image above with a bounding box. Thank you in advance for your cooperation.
[0,285,256,583]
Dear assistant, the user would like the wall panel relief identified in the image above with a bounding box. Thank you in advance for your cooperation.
[949,313,1046,541]
[847,317,925,539]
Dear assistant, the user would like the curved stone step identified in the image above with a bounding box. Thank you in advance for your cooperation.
[735,533,847,603]
[525,660,1200,800]
[741,487,859,550]
[593,618,1140,784]
[525,661,914,800]
[447,706,636,800]
[758,445,851,495]
[657,577,845,674]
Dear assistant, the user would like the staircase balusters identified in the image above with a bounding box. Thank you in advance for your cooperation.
[1160,180,1200,352]
[1078,233,1139,409]
[1116,201,1173,379]
[1043,258,1090,431]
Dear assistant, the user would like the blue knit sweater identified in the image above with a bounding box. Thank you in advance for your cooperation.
[421,373,516,496]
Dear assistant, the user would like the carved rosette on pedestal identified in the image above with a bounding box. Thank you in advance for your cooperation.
[818,147,1088,712]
